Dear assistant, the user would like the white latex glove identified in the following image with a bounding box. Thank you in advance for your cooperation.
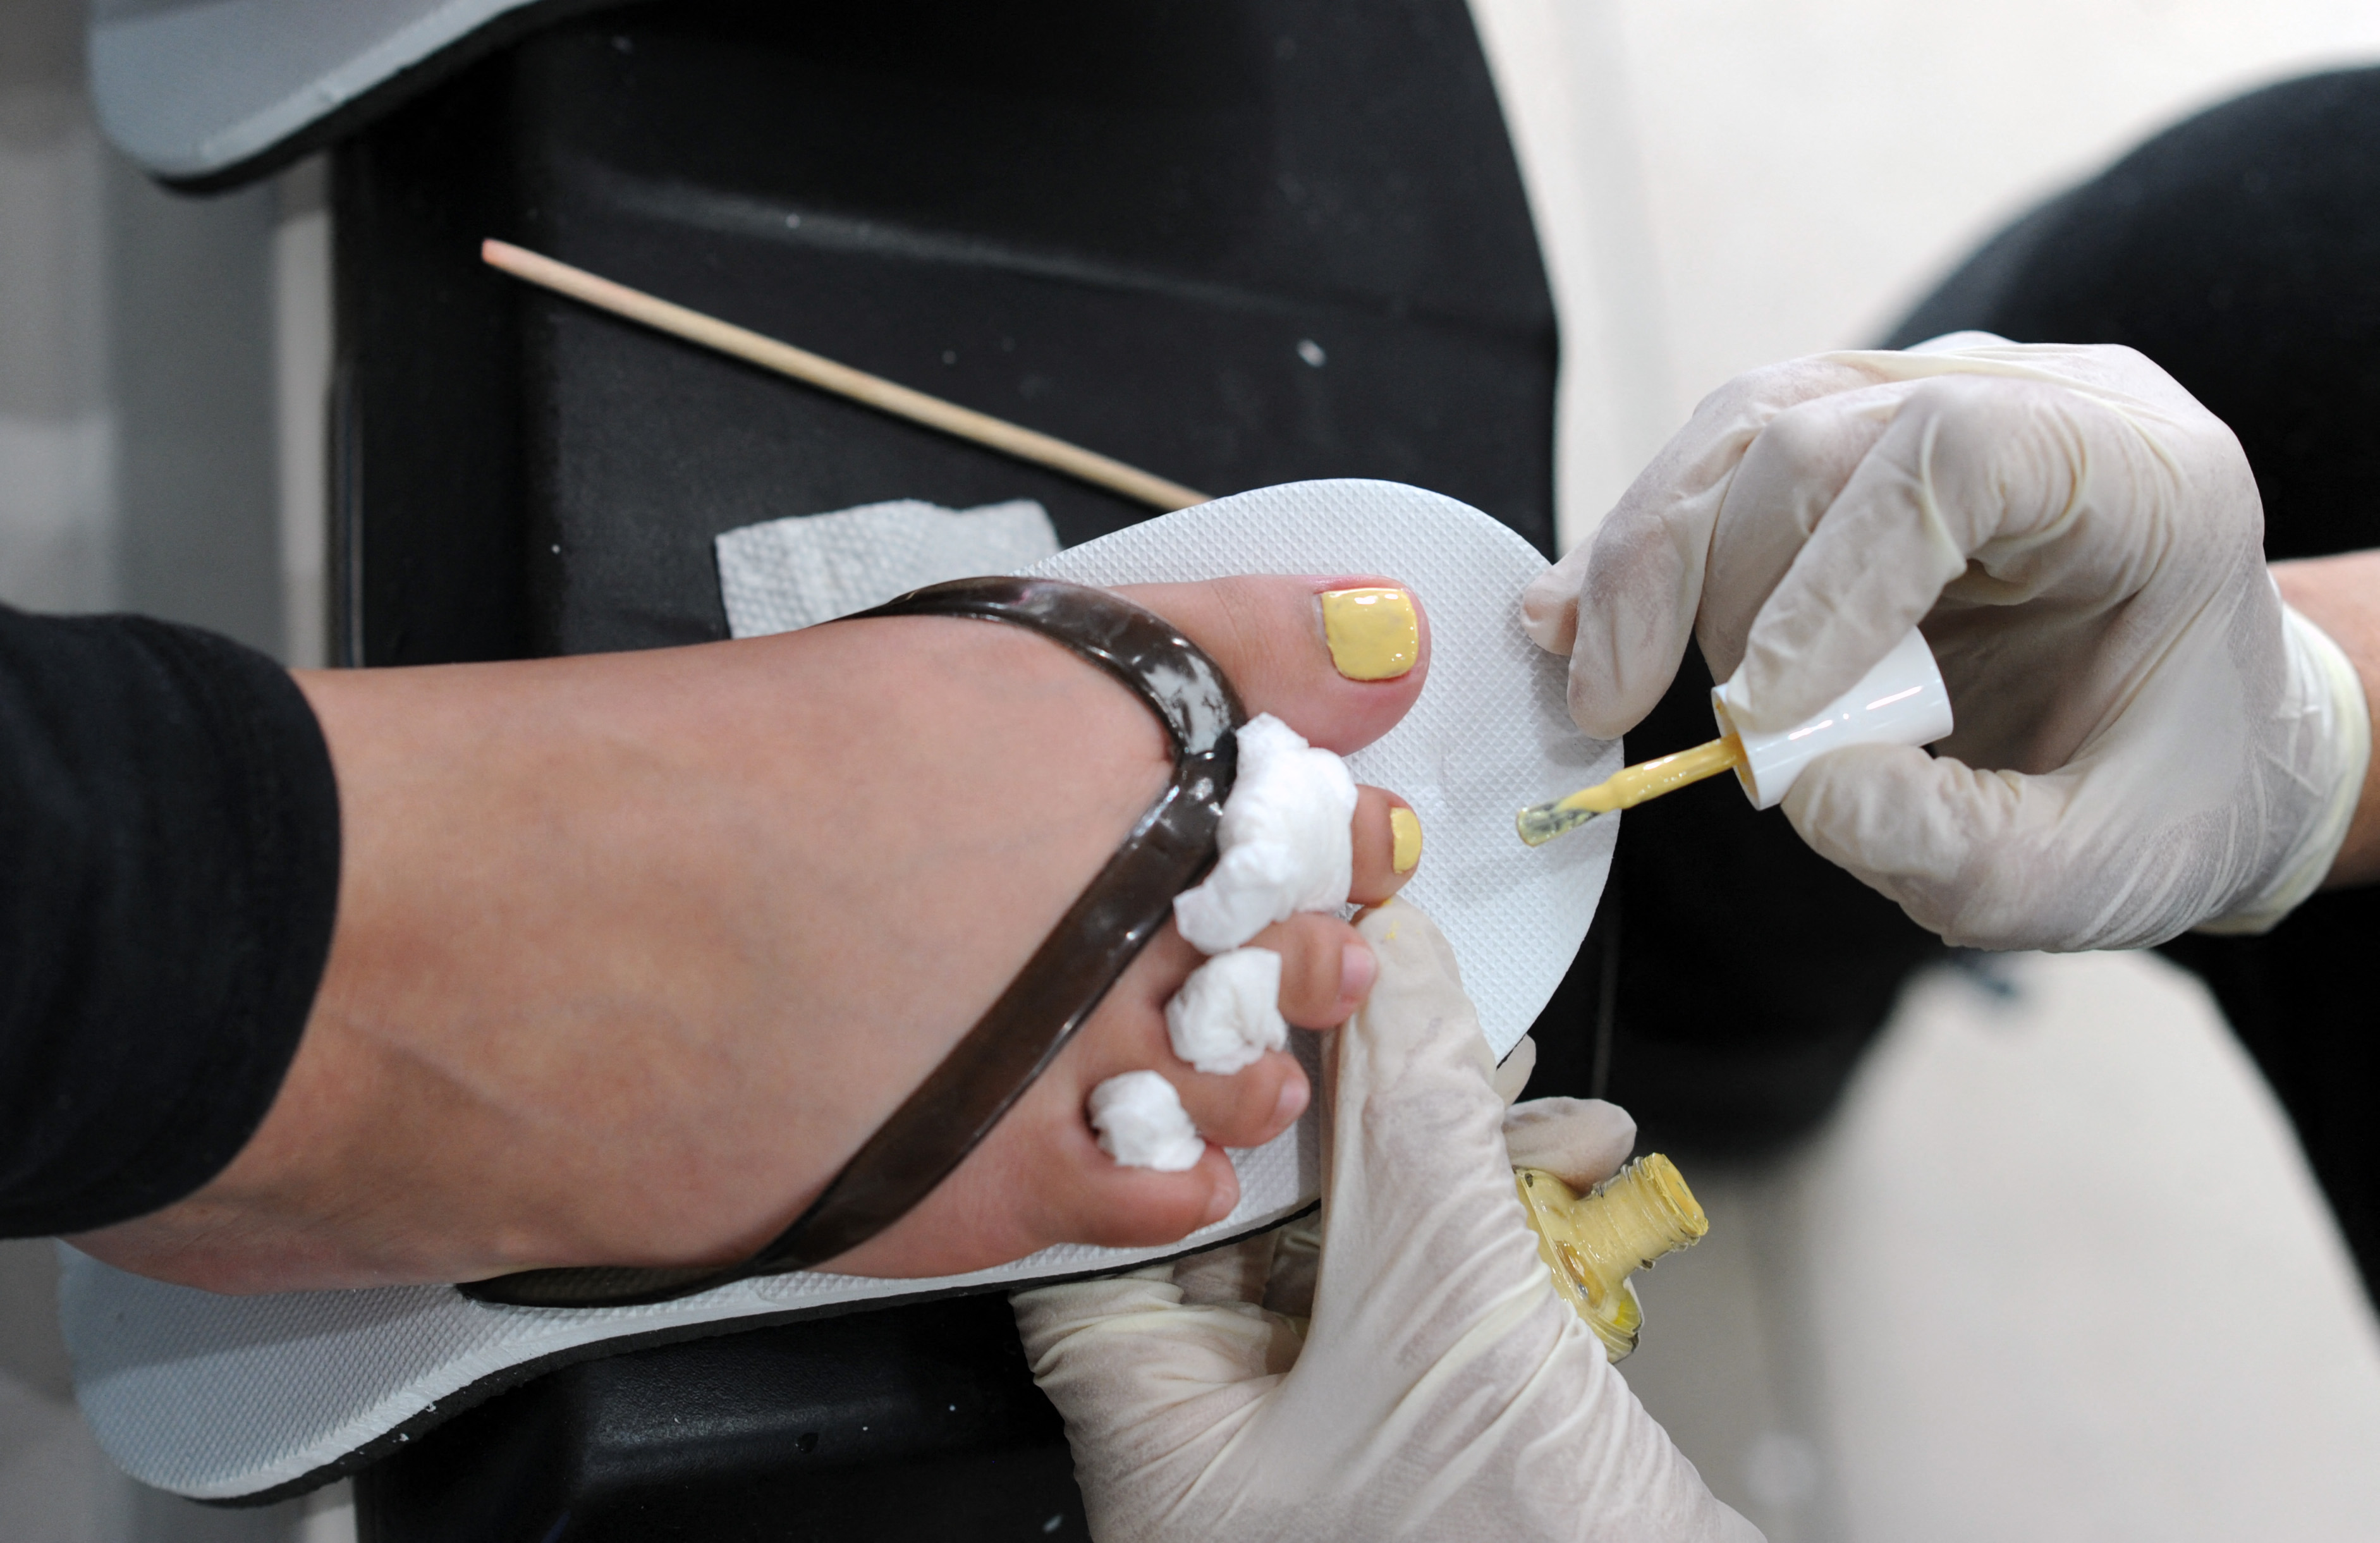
[1522,335,2371,951]
[1013,900,1759,1543]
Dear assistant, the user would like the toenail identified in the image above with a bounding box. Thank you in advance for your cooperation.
[1389,806,1424,872]
[1319,586,1418,680]
[1272,1074,1309,1127]
[1340,941,1377,1005]
[1203,1182,1236,1224]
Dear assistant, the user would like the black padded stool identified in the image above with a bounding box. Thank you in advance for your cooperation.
[333,4,1569,1536]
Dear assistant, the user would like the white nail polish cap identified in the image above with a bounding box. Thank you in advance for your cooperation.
[1710,628,1953,810]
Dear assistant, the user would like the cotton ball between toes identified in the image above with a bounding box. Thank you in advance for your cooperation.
[1174,714,1357,954]
[1166,947,1288,1075]
[1089,1071,1207,1171]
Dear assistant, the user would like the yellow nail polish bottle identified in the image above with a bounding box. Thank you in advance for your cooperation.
[1513,1154,1708,1361]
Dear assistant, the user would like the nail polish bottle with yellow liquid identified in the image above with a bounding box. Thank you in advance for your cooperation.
[1515,1154,1708,1362]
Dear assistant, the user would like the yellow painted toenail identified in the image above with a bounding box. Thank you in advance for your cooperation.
[1389,807,1424,873]
[1321,587,1417,680]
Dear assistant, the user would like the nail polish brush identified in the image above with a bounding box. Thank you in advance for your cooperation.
[1518,628,1954,846]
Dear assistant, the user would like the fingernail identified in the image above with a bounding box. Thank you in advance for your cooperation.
[1389,806,1424,873]
[1320,586,1418,680]
[1272,1072,1309,1127]
[1340,941,1377,1006]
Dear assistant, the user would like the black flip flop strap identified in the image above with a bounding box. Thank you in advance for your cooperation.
[460,577,1245,1307]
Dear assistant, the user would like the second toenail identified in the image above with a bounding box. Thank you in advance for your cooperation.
[1319,587,1418,680]
[1340,942,1377,1005]
[1272,1075,1309,1127]
[1389,806,1424,873]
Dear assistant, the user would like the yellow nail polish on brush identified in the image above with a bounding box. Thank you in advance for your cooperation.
[1320,587,1418,680]
[1389,807,1424,873]
[1514,735,1745,847]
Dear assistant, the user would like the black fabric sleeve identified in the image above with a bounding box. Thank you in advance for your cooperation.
[0,605,341,1236]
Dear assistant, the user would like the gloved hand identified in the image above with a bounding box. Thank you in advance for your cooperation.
[1522,335,2371,951]
[1012,900,1759,1543]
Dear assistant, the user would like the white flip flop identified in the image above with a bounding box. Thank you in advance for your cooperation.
[59,479,1619,1501]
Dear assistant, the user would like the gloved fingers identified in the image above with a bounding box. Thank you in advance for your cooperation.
[1332,900,1504,1157]
[1696,379,1911,681]
[1519,338,2026,673]
[1013,1264,1178,1348]
[1518,535,1595,659]
[1313,902,1573,1351]
[1501,1096,1638,1190]
[1905,328,2018,354]
[1522,355,1883,738]
[1730,373,2089,731]
[1171,1228,1278,1307]
[1013,1265,1302,1393]
[1260,1212,1322,1320]
[1032,902,1756,1542]
[1013,1268,1300,1542]
[1489,1033,1537,1106]
[1783,740,2123,949]
[1732,364,2247,734]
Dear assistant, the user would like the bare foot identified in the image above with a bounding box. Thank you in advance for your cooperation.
[70,576,1429,1293]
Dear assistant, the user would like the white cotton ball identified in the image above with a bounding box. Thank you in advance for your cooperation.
[1088,1071,1207,1171]
[1166,947,1288,1075]
[1173,714,1358,954]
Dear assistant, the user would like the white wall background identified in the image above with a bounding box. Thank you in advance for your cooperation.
[1,1,331,1537]
[1609,951,2380,1543]
[0,0,324,657]
[0,0,112,614]
[1474,0,2380,549]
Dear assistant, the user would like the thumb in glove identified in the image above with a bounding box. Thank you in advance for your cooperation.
[1013,900,1759,1542]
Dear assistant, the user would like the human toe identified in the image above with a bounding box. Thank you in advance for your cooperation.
[1114,575,1427,755]
[1350,786,1422,902]
[1243,912,1374,1029]
[1165,1047,1307,1152]
[1047,1135,1242,1249]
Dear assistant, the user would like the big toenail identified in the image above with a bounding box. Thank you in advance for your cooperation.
[1319,587,1417,680]
[1389,807,1424,873]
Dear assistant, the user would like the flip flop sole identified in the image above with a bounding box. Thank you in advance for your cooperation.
[62,480,1619,1501]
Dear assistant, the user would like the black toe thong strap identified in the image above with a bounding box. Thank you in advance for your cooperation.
[461,577,1245,1308]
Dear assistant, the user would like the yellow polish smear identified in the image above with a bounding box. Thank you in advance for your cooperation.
[1514,733,1744,847]
[1515,1154,1708,1362]
[1320,587,1419,681]
[1388,807,1424,873]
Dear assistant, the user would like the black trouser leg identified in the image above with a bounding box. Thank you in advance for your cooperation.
[1883,66,2380,1303]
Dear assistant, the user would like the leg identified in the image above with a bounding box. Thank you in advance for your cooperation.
[1884,65,2380,1301]
[69,576,1428,1293]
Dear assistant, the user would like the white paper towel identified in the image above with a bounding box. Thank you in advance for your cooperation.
[62,479,1618,1499]
[715,497,1058,635]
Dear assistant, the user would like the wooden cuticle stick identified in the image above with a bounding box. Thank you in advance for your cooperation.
[480,238,1212,513]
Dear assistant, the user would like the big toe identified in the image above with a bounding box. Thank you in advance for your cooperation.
[1114,576,1428,754]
